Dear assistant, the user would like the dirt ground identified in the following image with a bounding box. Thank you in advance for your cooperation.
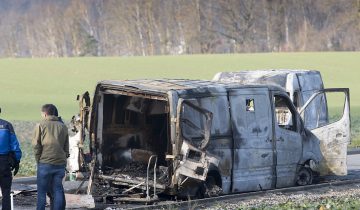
[3,154,360,209]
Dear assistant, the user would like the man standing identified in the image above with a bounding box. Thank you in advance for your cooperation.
[32,104,69,210]
[0,115,22,210]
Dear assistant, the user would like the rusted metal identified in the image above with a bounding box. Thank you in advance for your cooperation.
[131,149,155,163]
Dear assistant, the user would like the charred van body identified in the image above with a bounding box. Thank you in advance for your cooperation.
[77,78,350,203]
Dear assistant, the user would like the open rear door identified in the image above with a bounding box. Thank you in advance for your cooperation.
[173,99,219,182]
[77,91,91,171]
[78,91,91,131]
[300,88,350,175]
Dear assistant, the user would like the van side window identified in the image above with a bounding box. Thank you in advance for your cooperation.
[181,102,207,140]
[274,95,296,132]
[181,96,231,138]
[246,99,255,111]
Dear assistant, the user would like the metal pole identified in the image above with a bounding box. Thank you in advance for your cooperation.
[153,156,158,199]
[146,156,153,200]
[10,191,14,210]
[146,155,157,201]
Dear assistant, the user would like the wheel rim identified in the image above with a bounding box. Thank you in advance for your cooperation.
[297,167,313,186]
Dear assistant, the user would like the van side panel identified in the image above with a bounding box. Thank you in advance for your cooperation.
[201,95,233,194]
[272,91,303,188]
[177,93,233,194]
[229,88,275,192]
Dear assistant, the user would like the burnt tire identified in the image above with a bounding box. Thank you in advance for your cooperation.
[296,167,313,186]
[204,176,222,197]
[195,174,222,198]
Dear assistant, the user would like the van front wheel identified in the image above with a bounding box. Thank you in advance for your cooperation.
[296,167,313,186]
[204,176,222,197]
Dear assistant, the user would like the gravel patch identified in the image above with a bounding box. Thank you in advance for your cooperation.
[205,183,360,209]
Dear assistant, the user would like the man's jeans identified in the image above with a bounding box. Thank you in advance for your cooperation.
[0,156,12,210]
[37,163,66,210]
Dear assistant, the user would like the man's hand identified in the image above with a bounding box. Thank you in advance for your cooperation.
[13,161,20,176]
[9,152,20,176]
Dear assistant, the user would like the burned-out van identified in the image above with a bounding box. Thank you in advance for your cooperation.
[213,70,350,174]
[77,79,350,203]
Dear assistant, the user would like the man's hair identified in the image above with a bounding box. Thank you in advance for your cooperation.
[41,104,58,116]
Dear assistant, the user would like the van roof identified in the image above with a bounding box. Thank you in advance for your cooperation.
[213,69,323,90]
[98,79,285,95]
[214,69,320,78]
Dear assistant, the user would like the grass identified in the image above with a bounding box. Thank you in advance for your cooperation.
[11,121,37,176]
[0,52,360,121]
[350,108,360,147]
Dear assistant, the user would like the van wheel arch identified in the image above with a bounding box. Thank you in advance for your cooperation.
[207,170,222,188]
[296,161,314,186]
[195,169,223,198]
[203,169,223,197]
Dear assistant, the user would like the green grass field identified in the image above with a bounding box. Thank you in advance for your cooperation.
[1,52,360,121]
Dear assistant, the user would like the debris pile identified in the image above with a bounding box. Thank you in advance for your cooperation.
[92,162,169,199]
[110,162,148,178]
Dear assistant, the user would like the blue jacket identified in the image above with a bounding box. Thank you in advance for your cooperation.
[0,119,22,161]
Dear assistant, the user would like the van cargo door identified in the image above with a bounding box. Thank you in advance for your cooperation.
[300,88,350,175]
[174,99,219,181]
[228,88,275,192]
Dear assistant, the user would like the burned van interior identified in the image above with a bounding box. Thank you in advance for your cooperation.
[274,95,296,131]
[92,93,171,201]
